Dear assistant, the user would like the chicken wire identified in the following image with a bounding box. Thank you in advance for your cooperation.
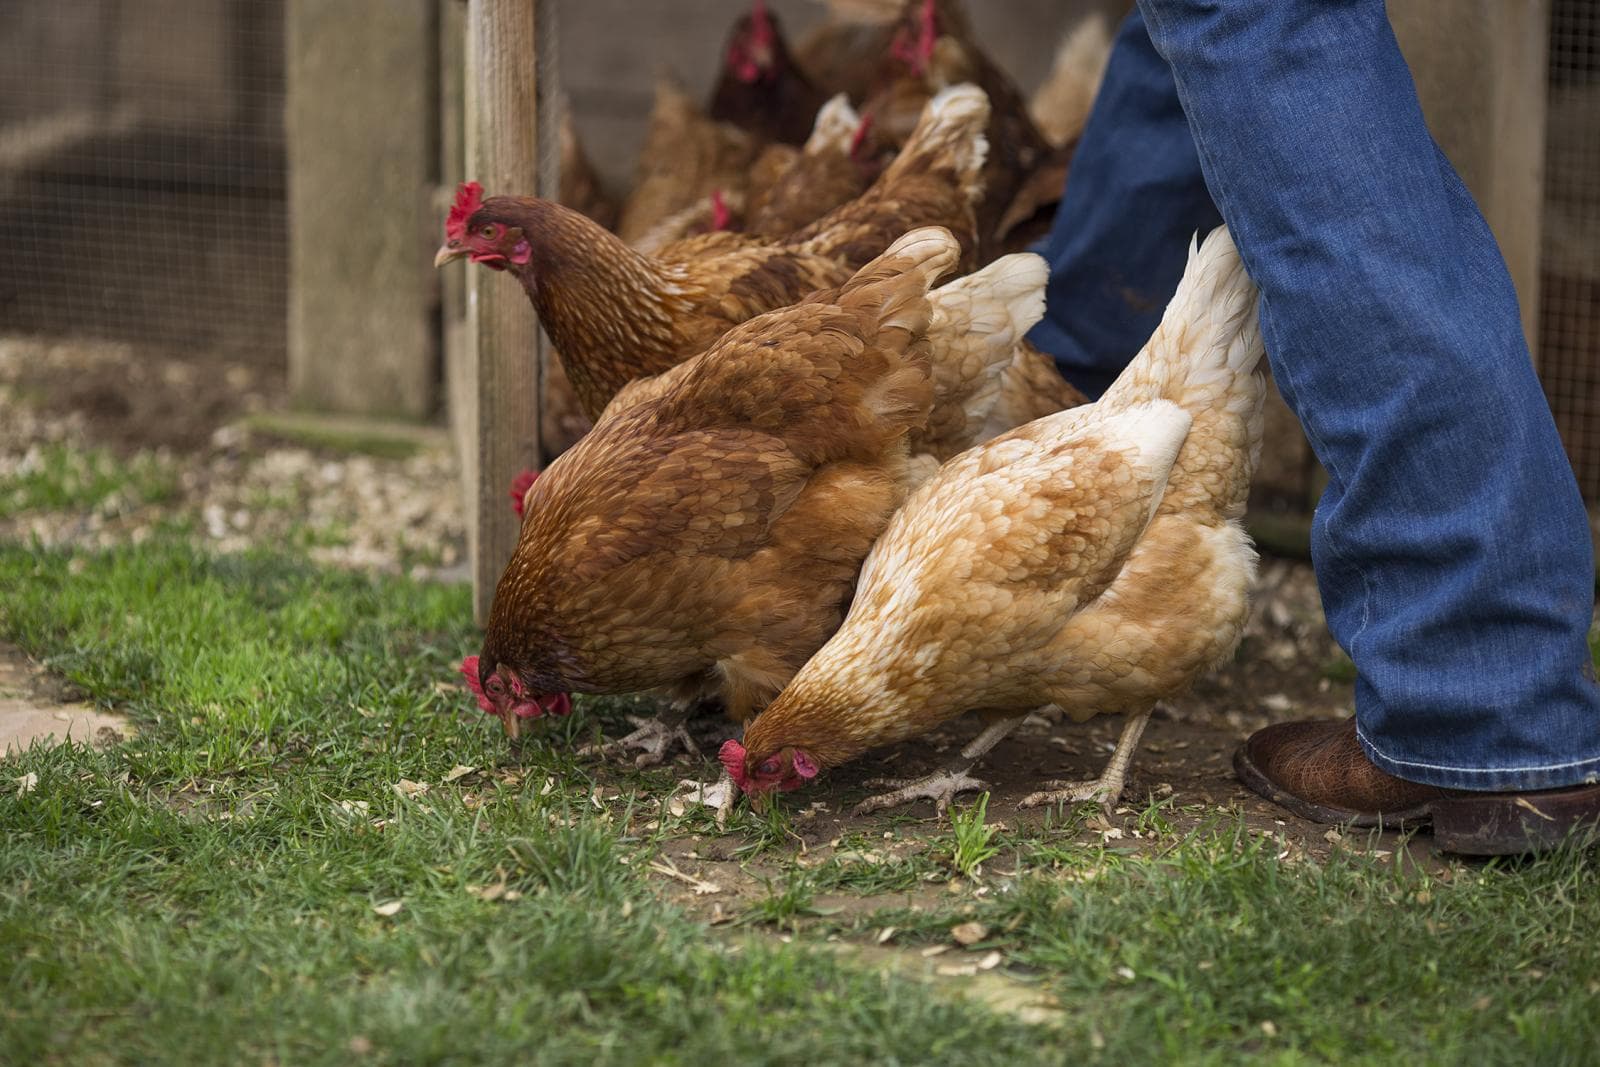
[0,0,286,368]
[1541,0,1600,507]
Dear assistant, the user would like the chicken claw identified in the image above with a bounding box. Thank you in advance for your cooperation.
[852,714,1030,816]
[1019,777,1122,813]
[582,714,700,768]
[853,768,990,817]
[1020,706,1155,814]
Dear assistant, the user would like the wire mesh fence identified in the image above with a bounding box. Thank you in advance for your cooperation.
[0,0,286,369]
[1541,0,1600,507]
[0,0,1595,516]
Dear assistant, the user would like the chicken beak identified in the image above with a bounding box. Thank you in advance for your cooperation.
[749,790,770,815]
[500,710,522,741]
[434,242,467,268]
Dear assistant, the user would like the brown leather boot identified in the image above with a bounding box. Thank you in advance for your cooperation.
[1234,718,1600,856]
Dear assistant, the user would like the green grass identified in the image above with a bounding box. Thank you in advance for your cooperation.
[0,444,178,517]
[2,536,1598,1065]
[242,412,435,460]
[845,823,1600,1063]
[945,793,1003,878]
[1320,653,1357,684]
[0,539,1045,1065]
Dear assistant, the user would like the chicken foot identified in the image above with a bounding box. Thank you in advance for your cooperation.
[1020,705,1156,812]
[582,707,701,768]
[669,770,739,830]
[853,714,1026,816]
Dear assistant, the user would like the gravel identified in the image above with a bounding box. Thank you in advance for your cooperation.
[1,336,467,580]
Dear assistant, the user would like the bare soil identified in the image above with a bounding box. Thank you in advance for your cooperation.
[0,641,131,755]
[0,335,277,454]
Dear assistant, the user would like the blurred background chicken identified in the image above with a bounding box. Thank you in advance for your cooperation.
[708,0,830,147]
[723,227,1265,815]
[850,0,1069,262]
[537,0,1113,458]
[616,74,759,245]
[744,95,874,239]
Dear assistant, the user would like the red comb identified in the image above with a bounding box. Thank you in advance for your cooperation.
[719,739,750,791]
[849,113,875,161]
[750,0,773,42]
[459,655,494,714]
[446,182,484,242]
[917,0,938,64]
[890,0,937,72]
[710,190,732,231]
[509,468,539,518]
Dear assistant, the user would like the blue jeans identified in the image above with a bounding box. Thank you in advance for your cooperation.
[1030,0,1600,790]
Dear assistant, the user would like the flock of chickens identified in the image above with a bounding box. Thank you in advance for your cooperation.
[434,0,1268,822]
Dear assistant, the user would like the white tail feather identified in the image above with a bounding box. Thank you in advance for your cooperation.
[806,94,861,154]
[919,252,1050,457]
[1100,226,1263,411]
[881,84,990,194]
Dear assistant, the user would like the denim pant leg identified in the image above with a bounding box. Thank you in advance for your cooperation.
[1025,9,1221,399]
[1136,0,1600,788]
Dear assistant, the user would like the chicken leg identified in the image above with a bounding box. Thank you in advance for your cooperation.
[1020,705,1156,812]
[582,706,700,768]
[853,714,1027,816]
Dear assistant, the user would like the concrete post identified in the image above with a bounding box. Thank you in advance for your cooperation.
[286,0,437,418]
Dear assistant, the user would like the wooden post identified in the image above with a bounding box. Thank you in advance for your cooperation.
[1390,0,1550,355]
[441,0,474,504]
[464,0,544,625]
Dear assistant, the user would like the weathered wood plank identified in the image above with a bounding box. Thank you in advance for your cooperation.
[442,0,475,531]
[1391,0,1549,355]
[465,0,543,625]
[286,0,436,418]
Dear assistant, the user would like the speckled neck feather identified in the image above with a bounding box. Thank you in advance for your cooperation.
[479,197,698,415]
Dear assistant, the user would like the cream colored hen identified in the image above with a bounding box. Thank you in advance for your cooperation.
[723,225,1264,814]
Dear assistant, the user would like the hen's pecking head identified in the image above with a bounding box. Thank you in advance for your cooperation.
[724,1,779,84]
[434,182,533,272]
[720,738,819,800]
[460,654,571,740]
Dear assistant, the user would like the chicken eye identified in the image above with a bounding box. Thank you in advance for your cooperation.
[486,677,504,694]
[480,225,497,239]
[759,759,780,776]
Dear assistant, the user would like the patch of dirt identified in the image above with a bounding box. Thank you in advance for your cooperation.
[635,706,1444,920]
[0,641,132,755]
[0,335,279,454]
[820,941,1065,1026]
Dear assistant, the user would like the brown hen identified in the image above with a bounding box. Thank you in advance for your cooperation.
[708,0,830,147]
[435,85,991,421]
[474,228,954,747]
[745,94,874,239]
[726,227,1264,815]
